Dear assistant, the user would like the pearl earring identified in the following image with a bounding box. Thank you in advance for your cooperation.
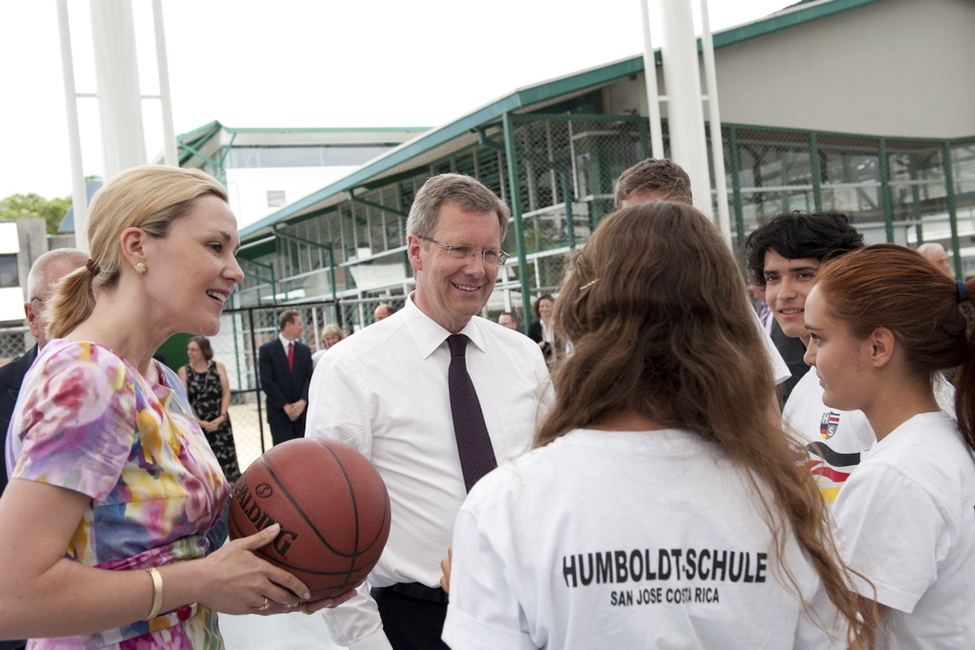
[135,263,146,275]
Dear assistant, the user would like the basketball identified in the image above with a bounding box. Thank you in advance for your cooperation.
[228,438,391,599]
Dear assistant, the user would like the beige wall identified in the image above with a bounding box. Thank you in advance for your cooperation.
[604,0,975,139]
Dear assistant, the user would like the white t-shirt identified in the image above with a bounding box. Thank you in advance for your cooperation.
[783,369,876,506]
[306,294,553,649]
[443,428,847,650]
[832,411,975,649]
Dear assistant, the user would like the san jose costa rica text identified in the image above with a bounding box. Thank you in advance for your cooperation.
[562,548,768,588]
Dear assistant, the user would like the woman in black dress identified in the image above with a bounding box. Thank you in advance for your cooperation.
[528,294,556,362]
[178,335,241,483]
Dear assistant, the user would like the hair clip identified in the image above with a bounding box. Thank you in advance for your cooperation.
[579,278,599,291]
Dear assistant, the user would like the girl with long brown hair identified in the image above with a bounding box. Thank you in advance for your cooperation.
[803,243,975,648]
[443,201,868,648]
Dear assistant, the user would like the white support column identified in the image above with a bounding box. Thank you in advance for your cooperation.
[152,0,178,167]
[90,0,147,177]
[640,0,664,159]
[56,0,89,252]
[655,0,712,218]
[699,0,731,241]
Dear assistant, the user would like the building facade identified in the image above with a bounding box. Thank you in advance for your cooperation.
[225,0,973,330]
[170,123,429,229]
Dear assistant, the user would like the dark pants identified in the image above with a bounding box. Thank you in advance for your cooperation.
[372,586,449,650]
[267,410,306,446]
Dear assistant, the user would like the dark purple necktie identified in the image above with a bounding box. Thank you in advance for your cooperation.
[447,334,497,491]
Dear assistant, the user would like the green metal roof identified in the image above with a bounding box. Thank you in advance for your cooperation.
[171,122,430,166]
[222,126,430,135]
[238,0,886,245]
[713,0,882,48]
[175,120,223,167]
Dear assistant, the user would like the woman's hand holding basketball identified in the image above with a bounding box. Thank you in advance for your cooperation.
[253,587,359,616]
[295,588,358,614]
[199,523,312,615]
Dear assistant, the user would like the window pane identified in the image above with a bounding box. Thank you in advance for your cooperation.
[0,255,18,288]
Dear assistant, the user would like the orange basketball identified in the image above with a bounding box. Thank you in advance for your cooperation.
[228,438,391,599]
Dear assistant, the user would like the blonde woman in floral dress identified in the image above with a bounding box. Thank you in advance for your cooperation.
[0,167,349,649]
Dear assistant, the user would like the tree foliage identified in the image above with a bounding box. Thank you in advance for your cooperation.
[0,193,72,234]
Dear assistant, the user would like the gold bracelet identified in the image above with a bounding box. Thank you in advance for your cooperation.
[145,567,164,620]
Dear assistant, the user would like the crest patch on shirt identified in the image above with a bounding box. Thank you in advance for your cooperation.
[820,411,841,440]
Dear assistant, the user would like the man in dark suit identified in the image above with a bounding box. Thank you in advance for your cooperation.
[0,248,86,650]
[258,309,312,445]
[0,350,35,489]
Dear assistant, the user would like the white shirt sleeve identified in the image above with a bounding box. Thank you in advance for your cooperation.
[307,356,390,649]
[832,463,948,613]
[310,583,390,650]
[442,506,537,650]
[307,353,372,456]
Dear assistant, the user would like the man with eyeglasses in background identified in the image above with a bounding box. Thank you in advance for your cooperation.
[497,311,520,330]
[307,173,552,650]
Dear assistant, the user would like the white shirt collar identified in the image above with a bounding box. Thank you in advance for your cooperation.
[402,292,486,359]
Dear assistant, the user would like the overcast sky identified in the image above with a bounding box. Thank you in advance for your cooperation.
[0,0,790,199]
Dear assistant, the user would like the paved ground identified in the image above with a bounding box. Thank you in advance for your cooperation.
[225,400,274,472]
[220,608,345,649]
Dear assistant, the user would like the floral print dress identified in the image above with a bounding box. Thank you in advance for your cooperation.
[8,340,231,649]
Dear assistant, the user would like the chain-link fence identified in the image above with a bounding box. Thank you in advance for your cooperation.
[0,326,31,365]
[200,301,335,472]
[167,296,418,473]
[499,114,660,319]
[724,126,975,277]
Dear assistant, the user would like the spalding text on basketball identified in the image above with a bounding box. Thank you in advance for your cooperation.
[233,477,300,557]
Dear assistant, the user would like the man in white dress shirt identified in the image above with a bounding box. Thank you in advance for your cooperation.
[306,173,552,650]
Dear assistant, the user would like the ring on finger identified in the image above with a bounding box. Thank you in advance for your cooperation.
[258,596,271,611]
[299,602,311,615]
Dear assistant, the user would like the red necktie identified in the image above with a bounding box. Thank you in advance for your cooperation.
[447,334,497,491]
[287,341,294,372]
